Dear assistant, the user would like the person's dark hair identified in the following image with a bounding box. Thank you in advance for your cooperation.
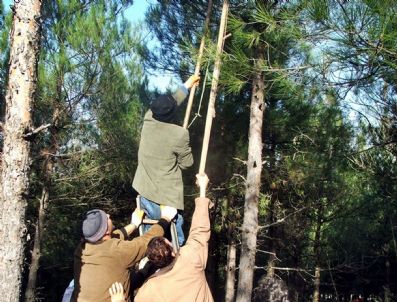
[146,237,174,268]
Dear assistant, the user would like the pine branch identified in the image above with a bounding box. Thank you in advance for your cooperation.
[23,123,52,139]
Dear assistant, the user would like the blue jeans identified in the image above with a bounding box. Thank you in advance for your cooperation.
[139,196,185,246]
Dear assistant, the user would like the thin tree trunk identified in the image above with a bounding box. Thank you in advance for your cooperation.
[266,188,277,279]
[313,208,322,302]
[25,68,63,300]
[313,266,321,302]
[225,196,236,302]
[25,186,47,302]
[0,0,42,300]
[391,217,397,257]
[384,259,391,302]
[25,147,55,301]
[236,50,265,302]
[225,239,236,302]
[206,195,219,297]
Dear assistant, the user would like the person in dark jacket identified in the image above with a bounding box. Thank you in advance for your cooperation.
[133,75,200,245]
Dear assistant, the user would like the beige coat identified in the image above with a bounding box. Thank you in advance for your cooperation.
[132,86,193,209]
[134,197,214,302]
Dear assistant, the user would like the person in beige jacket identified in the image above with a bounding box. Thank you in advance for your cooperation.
[134,173,214,302]
[133,75,200,245]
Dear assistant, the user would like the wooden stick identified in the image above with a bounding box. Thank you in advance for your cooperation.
[198,0,229,174]
[183,0,214,129]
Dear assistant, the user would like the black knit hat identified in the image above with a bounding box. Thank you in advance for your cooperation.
[150,95,177,123]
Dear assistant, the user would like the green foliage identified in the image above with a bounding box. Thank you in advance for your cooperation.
[307,0,330,23]
[12,0,396,300]
[221,1,308,94]
[0,4,11,109]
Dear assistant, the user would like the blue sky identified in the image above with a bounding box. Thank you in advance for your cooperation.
[124,1,175,91]
[3,0,173,91]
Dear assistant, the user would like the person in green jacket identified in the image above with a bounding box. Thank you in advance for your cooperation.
[133,75,200,246]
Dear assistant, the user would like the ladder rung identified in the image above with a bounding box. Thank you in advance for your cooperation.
[142,218,159,224]
[136,195,180,251]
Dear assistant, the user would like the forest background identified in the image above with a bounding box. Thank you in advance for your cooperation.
[0,0,396,301]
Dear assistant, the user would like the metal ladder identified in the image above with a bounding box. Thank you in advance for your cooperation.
[136,195,180,252]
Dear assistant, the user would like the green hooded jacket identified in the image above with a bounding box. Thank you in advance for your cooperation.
[132,86,193,209]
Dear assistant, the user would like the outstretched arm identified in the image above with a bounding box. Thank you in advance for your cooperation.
[185,174,211,267]
[112,208,144,240]
[172,75,201,105]
[119,206,177,268]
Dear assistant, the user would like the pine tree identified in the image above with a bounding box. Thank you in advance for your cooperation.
[22,1,145,299]
[0,0,42,300]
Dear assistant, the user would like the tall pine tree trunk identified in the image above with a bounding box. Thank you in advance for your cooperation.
[236,50,265,302]
[0,0,42,300]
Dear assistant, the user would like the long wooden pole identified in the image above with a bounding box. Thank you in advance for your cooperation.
[198,0,229,174]
[183,0,214,129]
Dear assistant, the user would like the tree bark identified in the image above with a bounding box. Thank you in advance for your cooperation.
[225,240,236,302]
[0,0,42,300]
[384,259,391,302]
[266,190,277,279]
[313,207,322,302]
[225,196,236,302]
[25,146,55,301]
[236,51,265,302]
[25,186,47,302]
[313,266,321,302]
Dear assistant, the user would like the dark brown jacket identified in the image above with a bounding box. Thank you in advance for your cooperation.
[71,224,164,302]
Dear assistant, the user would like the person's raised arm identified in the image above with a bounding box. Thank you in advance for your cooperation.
[184,174,211,267]
[112,208,144,240]
[119,206,177,267]
[183,74,200,90]
[172,75,200,105]
[197,173,208,198]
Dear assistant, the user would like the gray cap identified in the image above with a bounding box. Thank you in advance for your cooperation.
[82,209,108,243]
